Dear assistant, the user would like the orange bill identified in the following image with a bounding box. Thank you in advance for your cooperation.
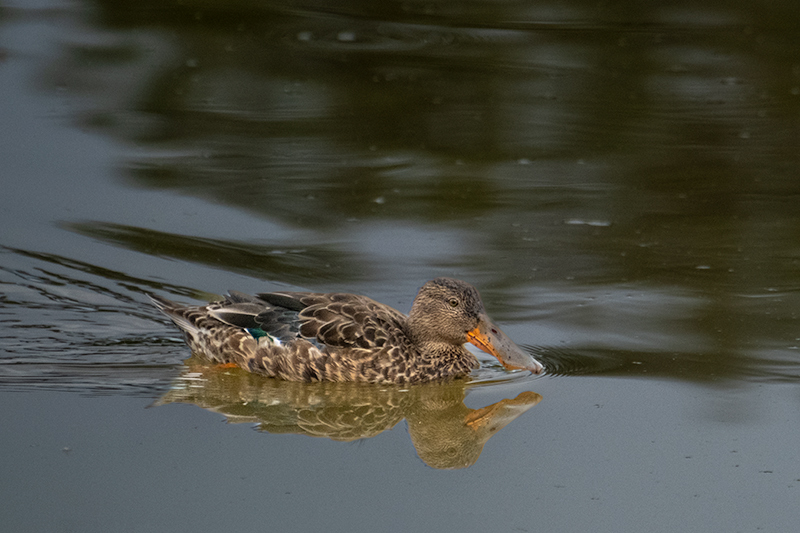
[466,314,544,374]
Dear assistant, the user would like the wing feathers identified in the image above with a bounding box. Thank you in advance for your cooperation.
[253,292,409,351]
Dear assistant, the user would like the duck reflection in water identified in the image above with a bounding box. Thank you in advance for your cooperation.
[156,357,542,469]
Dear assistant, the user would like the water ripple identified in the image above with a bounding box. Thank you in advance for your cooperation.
[0,246,187,395]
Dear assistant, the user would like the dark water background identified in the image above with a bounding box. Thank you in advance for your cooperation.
[1,0,799,531]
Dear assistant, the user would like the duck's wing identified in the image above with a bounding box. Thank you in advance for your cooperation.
[257,291,410,350]
[206,291,302,343]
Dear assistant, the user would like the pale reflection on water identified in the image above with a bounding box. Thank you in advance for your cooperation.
[156,357,542,469]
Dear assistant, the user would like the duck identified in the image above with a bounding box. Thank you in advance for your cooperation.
[151,277,544,384]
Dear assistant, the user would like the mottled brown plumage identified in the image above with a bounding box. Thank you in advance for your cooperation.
[151,278,544,384]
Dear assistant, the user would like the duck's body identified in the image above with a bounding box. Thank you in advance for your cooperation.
[152,278,544,384]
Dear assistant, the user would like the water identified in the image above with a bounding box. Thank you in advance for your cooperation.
[2,0,800,531]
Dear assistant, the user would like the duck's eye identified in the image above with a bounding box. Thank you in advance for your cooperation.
[448,298,459,308]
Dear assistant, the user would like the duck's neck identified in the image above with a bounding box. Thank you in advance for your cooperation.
[404,312,479,379]
[413,341,480,379]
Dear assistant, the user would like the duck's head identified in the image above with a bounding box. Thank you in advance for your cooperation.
[408,278,544,374]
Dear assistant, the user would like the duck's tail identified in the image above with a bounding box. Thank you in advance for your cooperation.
[148,293,177,312]
[149,294,201,338]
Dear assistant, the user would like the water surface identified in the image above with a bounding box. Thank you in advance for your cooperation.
[1,0,799,531]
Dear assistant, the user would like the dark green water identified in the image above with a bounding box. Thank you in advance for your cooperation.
[2,0,799,531]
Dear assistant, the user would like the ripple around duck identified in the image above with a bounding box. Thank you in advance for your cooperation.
[0,246,191,395]
[526,346,629,378]
[467,360,548,387]
[523,345,800,384]
[527,345,724,380]
[467,346,624,385]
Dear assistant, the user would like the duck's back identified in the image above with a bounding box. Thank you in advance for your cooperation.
[258,291,410,349]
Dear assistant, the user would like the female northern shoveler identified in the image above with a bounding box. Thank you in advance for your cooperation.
[152,277,544,384]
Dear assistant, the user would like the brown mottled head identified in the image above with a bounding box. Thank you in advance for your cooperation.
[407,278,485,346]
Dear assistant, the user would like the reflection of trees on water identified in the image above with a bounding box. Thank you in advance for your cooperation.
[37,0,800,380]
[156,357,542,469]
[48,1,800,262]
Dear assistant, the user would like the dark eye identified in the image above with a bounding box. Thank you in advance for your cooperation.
[448,298,459,308]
